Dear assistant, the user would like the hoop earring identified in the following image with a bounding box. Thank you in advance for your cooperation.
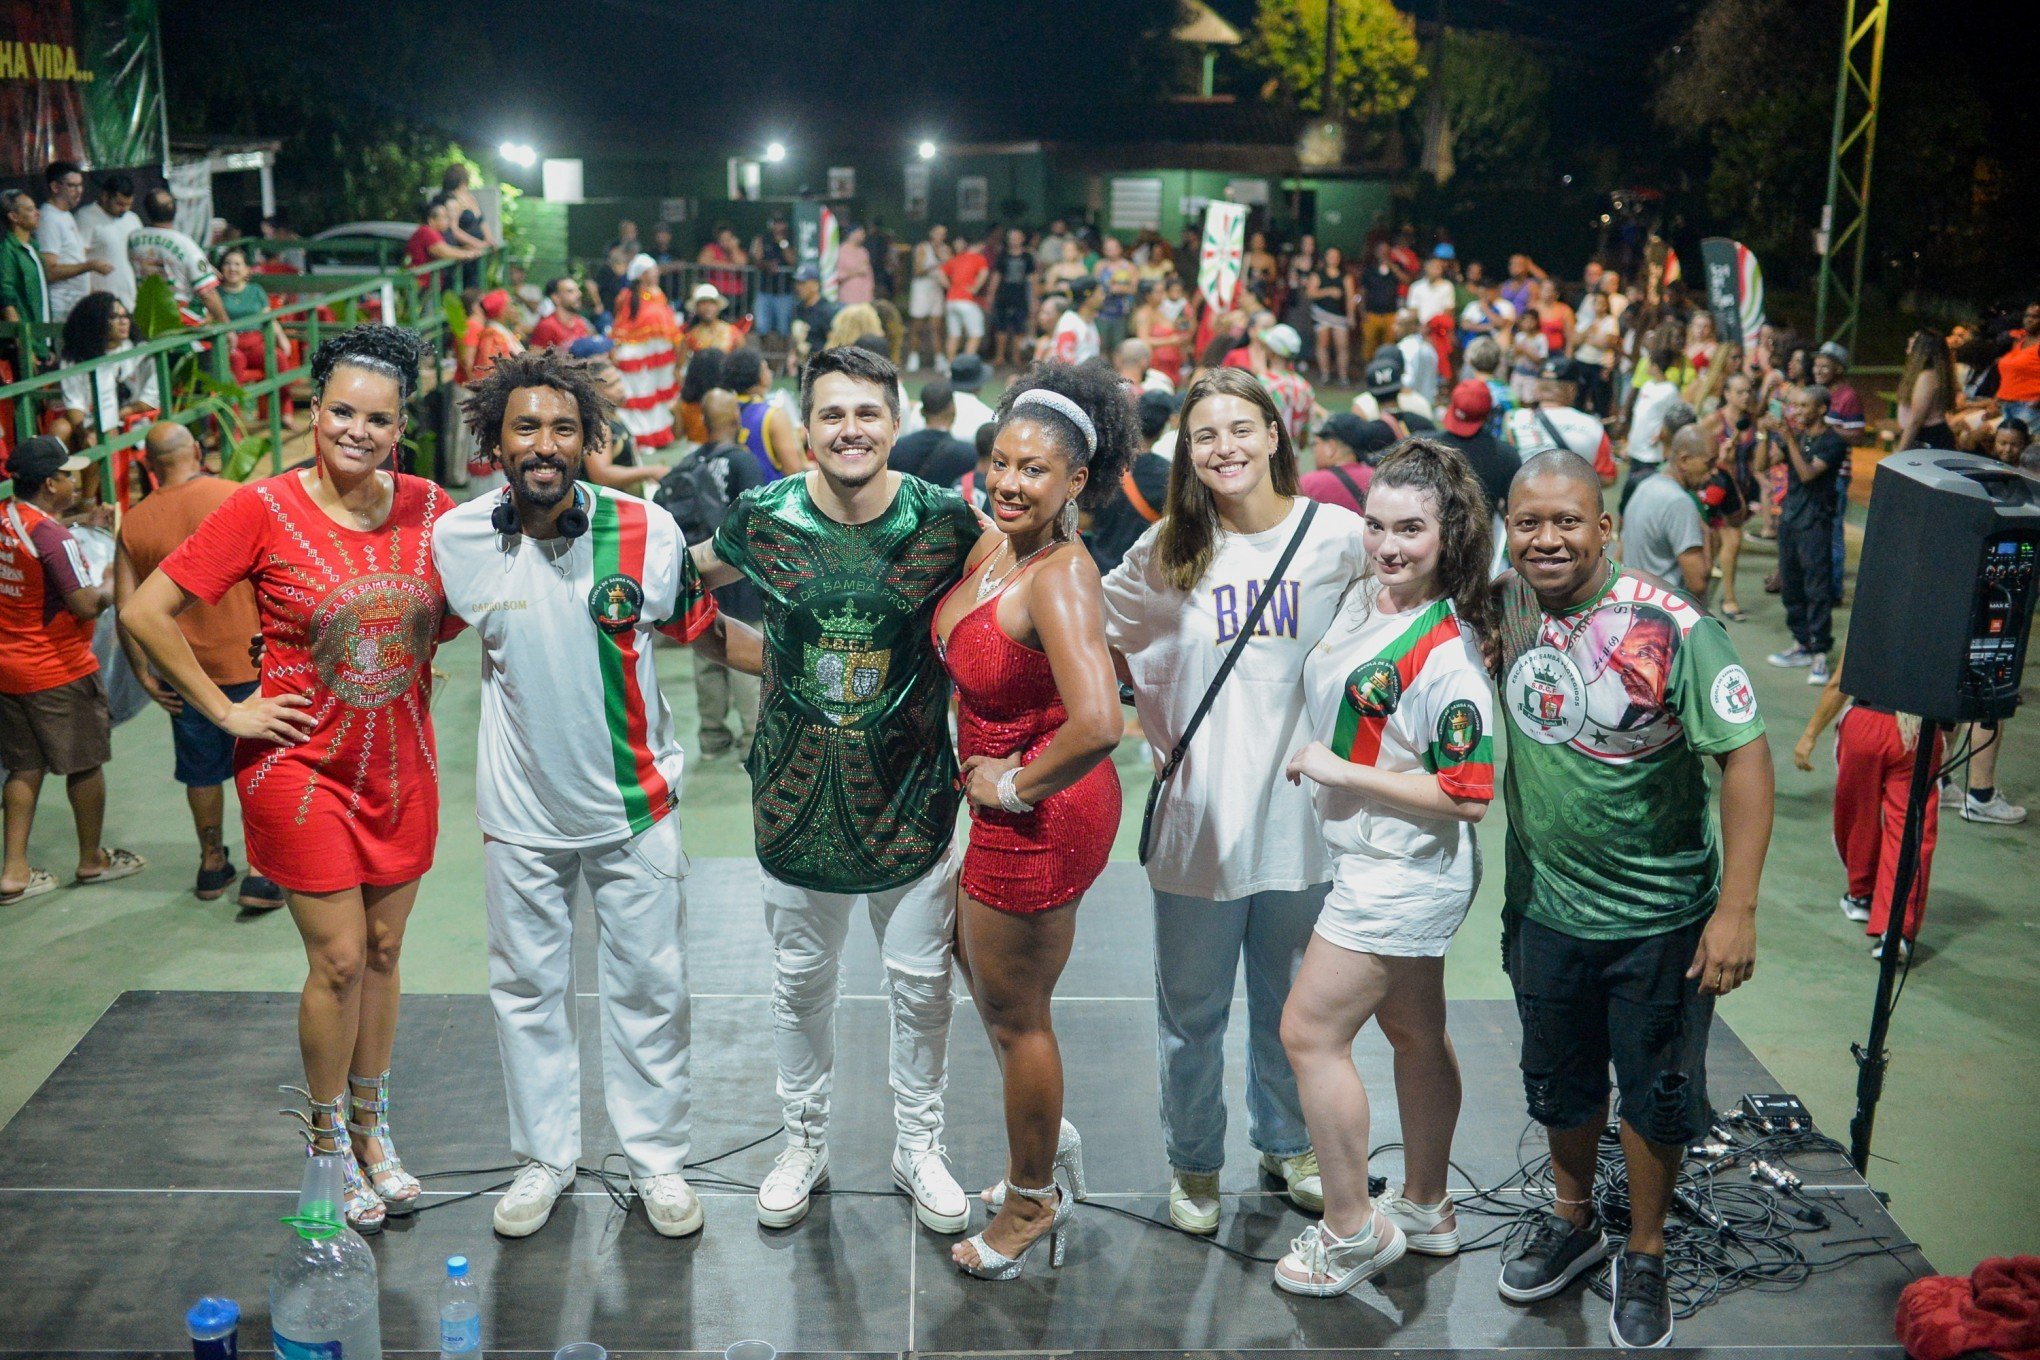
[1059,498,1080,540]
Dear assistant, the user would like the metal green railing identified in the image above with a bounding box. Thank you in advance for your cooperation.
[0,244,501,500]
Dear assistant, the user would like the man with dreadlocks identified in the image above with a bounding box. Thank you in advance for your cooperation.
[431,348,763,1241]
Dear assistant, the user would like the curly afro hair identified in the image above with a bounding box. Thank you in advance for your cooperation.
[460,348,614,465]
[993,357,1139,511]
[309,325,426,404]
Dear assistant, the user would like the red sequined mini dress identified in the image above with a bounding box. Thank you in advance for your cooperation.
[935,563,1121,914]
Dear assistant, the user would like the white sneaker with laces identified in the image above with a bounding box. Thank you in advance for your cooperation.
[1273,1211,1408,1296]
[1259,1150,1324,1212]
[493,1160,572,1238]
[635,1171,704,1238]
[757,1142,829,1228]
[892,1145,969,1233]
[1964,793,2028,825]
[1378,1185,1460,1255]
[1839,894,1871,923]
[1169,1169,1221,1234]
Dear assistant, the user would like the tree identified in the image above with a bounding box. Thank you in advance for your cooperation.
[1246,0,1426,121]
[1428,30,1551,179]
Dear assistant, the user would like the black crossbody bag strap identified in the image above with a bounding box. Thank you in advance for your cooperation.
[1328,464,1366,505]
[1138,500,1319,865]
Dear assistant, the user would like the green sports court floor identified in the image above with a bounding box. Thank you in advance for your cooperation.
[1,496,2032,1281]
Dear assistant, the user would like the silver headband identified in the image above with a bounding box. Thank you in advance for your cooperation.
[1011,389,1097,455]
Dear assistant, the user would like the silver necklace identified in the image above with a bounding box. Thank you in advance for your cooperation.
[975,537,1056,604]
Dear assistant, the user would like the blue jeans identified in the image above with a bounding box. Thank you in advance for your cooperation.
[755,292,796,336]
[1152,884,1327,1174]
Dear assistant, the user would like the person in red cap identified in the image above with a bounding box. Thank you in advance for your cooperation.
[1437,378,1520,524]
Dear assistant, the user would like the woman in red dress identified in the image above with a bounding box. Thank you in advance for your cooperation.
[123,327,450,1233]
[932,360,1130,1279]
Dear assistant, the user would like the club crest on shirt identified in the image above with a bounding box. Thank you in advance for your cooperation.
[804,595,891,723]
[310,572,438,709]
[1505,645,1587,745]
[589,573,643,635]
[1710,664,1758,725]
[1438,699,1482,760]
[1344,658,1402,718]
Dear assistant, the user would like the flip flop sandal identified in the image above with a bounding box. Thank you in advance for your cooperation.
[1720,605,1749,622]
[75,847,147,885]
[0,868,59,904]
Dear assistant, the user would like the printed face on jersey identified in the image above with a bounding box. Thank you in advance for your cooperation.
[314,365,405,480]
[1505,469,1610,603]
[1183,392,1276,502]
[1506,593,1695,760]
[807,371,898,490]
[500,384,587,509]
[1362,482,1443,594]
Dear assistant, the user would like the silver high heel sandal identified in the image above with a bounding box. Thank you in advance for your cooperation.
[346,1070,422,1215]
[279,1086,386,1234]
[955,1180,1072,1280]
[982,1118,1087,1208]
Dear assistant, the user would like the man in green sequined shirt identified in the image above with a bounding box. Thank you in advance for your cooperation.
[694,343,981,1235]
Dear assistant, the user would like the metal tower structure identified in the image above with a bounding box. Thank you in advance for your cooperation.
[1813,0,1891,355]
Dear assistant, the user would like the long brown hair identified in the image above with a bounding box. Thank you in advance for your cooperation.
[1897,328,1954,422]
[1156,366,1301,592]
[1366,437,1501,674]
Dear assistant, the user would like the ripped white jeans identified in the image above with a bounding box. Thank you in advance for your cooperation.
[759,848,959,1150]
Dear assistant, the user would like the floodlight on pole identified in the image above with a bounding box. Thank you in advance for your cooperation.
[917,140,937,161]
[498,141,537,169]
[765,141,787,163]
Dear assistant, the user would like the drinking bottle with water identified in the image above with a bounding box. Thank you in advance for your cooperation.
[438,1255,479,1358]
[268,1153,382,1359]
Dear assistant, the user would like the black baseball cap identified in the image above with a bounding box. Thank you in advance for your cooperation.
[1365,345,1404,396]
[7,436,88,485]
[1317,412,1390,459]
[948,353,988,391]
[1537,354,1580,384]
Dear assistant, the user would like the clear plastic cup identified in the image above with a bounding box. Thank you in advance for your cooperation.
[553,1346,608,1360]
[725,1342,777,1360]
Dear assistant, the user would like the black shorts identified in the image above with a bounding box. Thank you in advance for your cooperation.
[1502,910,1715,1145]
[992,288,1030,336]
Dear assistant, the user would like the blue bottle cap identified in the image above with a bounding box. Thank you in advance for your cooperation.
[447,1254,470,1278]
[186,1296,240,1332]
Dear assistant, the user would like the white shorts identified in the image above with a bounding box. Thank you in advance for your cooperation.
[1314,847,1478,957]
[945,298,985,340]
[910,278,945,319]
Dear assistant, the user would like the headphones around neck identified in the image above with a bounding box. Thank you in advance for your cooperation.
[493,482,588,540]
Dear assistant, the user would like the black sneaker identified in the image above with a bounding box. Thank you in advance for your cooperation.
[194,860,238,901]
[1498,1209,1612,1303]
[237,874,286,911]
[1609,1249,1674,1348]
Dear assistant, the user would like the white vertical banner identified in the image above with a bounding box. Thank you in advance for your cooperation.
[1198,201,1249,312]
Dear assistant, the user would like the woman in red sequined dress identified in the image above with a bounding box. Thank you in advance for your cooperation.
[124,327,450,1234]
[931,362,1130,1279]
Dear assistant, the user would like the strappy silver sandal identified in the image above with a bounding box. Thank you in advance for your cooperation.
[954,1179,1071,1280]
[279,1085,385,1233]
[346,1070,422,1215]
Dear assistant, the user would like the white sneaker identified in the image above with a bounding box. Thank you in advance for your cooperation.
[1274,1211,1408,1296]
[757,1142,828,1228]
[1807,654,1831,685]
[1378,1185,1460,1256]
[1870,937,1912,963]
[635,1171,704,1238]
[1169,1169,1221,1234]
[1259,1150,1324,1212]
[1964,793,2028,825]
[1766,645,1813,668]
[906,351,922,372]
[1839,894,1872,923]
[892,1145,969,1233]
[1938,781,1964,810]
[493,1161,572,1238]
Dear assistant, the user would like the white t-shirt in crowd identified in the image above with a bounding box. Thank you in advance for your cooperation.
[1397,333,1441,404]
[433,483,720,849]
[1406,276,1457,323]
[950,389,995,444]
[59,341,159,429]
[1051,309,1101,364]
[1301,581,1493,879]
[74,202,142,308]
[1458,297,1516,333]
[1505,403,1613,466]
[1627,379,1680,465]
[34,203,89,320]
[1101,497,1367,899]
[127,225,219,311]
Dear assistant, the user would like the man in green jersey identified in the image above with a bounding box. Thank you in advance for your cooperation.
[1489,450,1774,1349]
[693,344,982,1234]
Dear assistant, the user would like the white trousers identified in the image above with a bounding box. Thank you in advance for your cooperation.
[482,814,691,1179]
[760,848,959,1150]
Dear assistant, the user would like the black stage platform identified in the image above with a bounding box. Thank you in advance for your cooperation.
[0,861,1928,1357]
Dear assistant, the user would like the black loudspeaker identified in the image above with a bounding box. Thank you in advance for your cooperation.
[1841,450,2040,724]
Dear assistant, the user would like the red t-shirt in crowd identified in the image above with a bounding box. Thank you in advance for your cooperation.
[404,225,444,287]
[0,500,97,695]
[161,470,450,894]
[528,310,591,352]
[1997,340,2040,404]
[942,251,989,303]
[1299,465,1371,515]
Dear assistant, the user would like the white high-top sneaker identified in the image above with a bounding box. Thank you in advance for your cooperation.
[893,1144,969,1233]
[757,1142,829,1228]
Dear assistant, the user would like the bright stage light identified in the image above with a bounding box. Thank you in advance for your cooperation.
[765,141,787,163]
[917,140,937,160]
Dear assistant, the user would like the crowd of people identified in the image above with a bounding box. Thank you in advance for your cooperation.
[1,164,2035,1350]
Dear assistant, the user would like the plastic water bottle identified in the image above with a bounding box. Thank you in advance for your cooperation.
[437,1256,480,1358]
[269,1153,382,1359]
[185,1296,239,1358]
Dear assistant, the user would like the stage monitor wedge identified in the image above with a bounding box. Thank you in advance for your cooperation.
[1842,450,2040,724]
